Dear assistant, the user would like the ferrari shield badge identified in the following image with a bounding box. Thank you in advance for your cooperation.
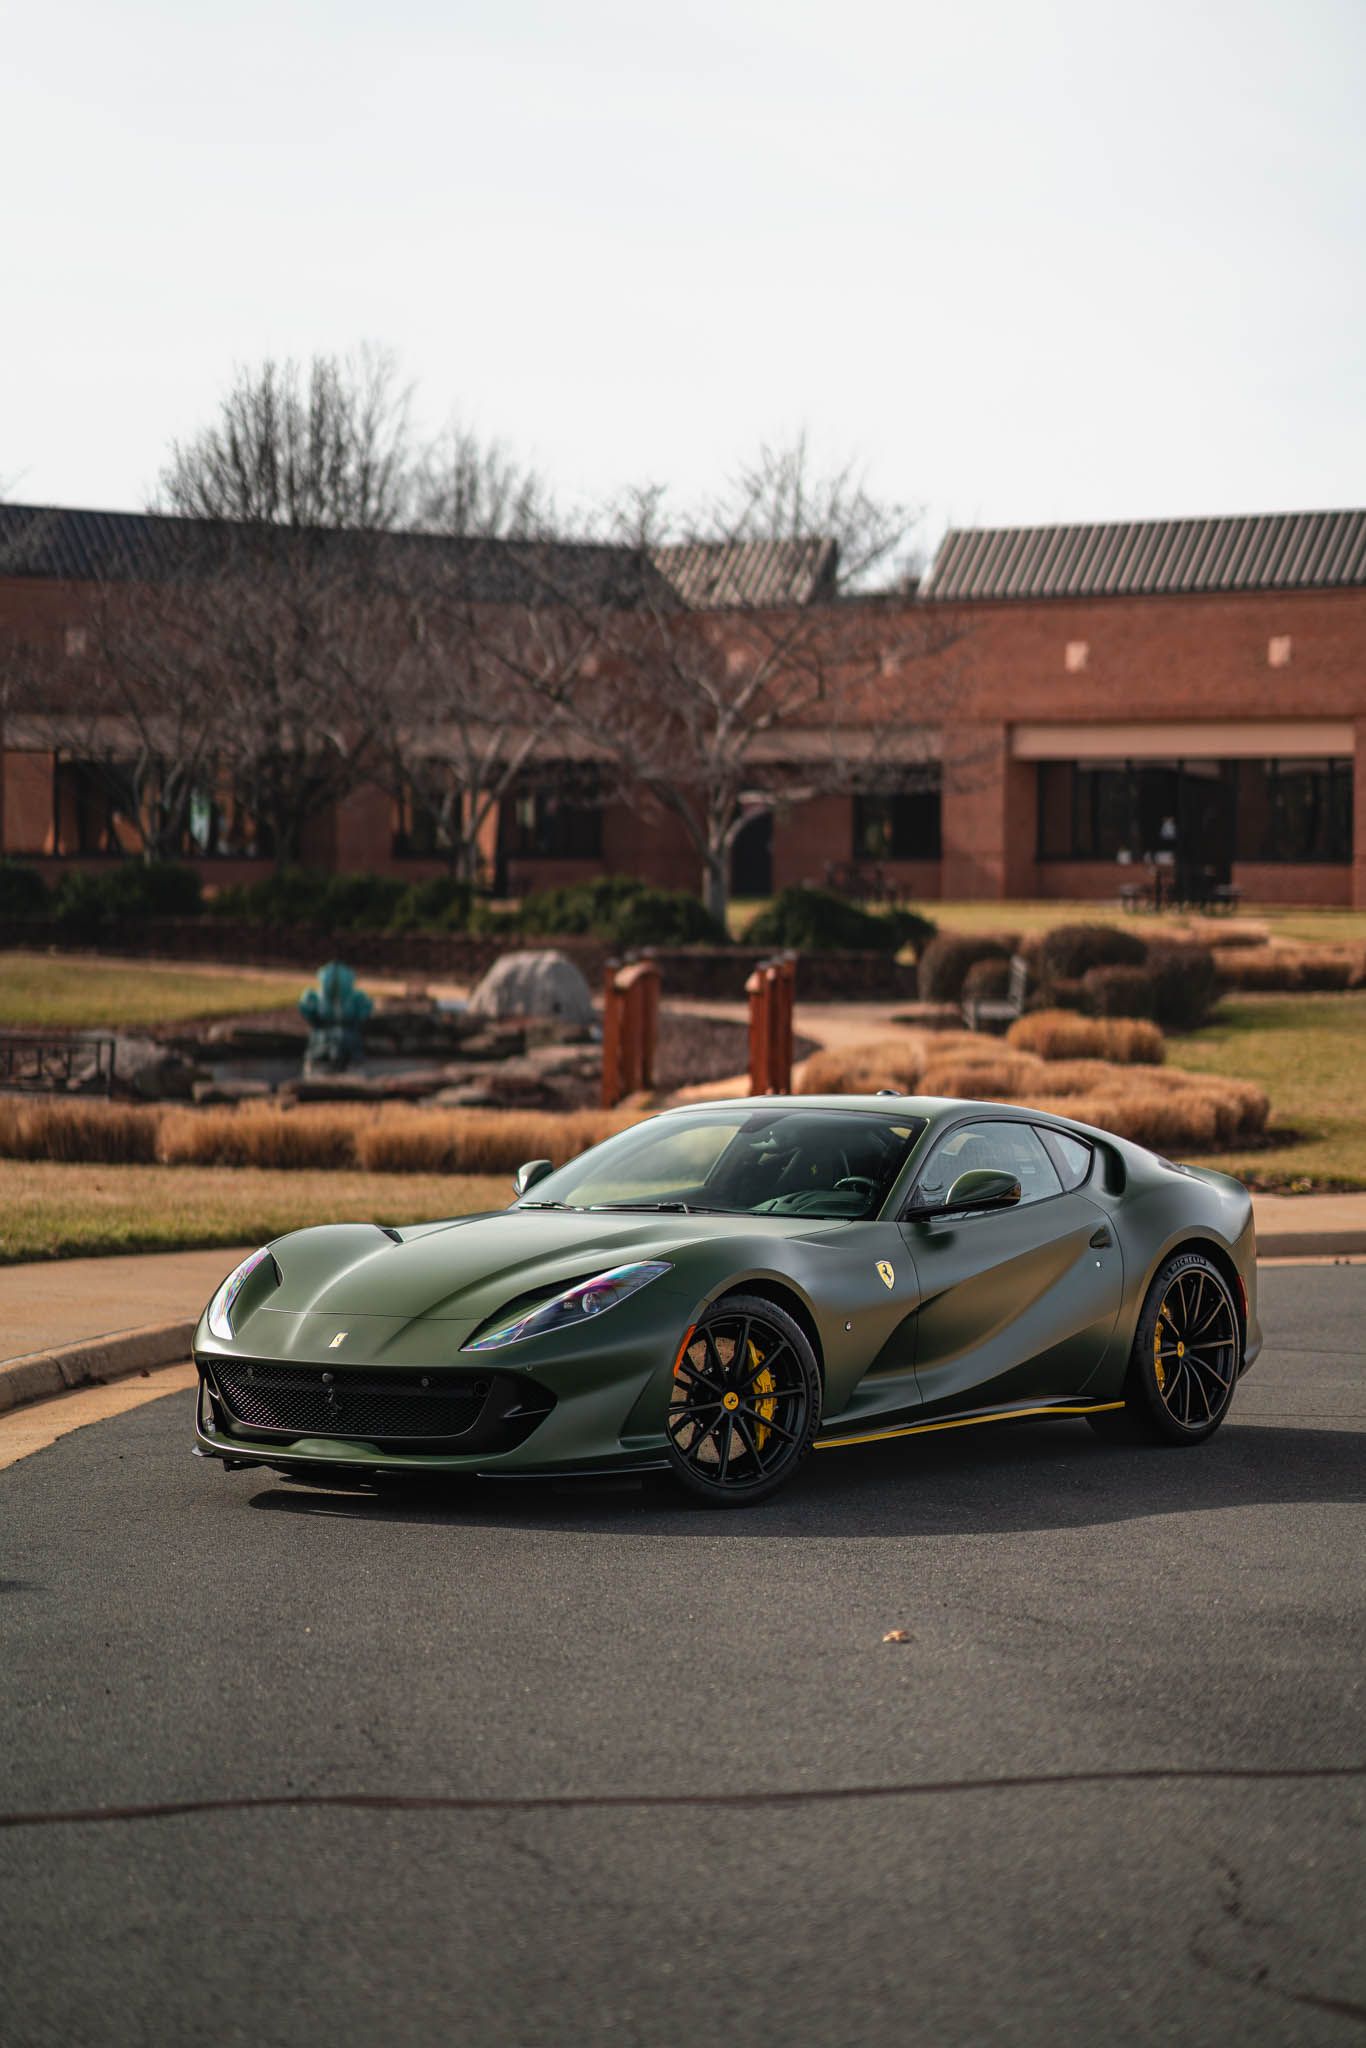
[329,1331,348,1348]
[876,1261,895,1290]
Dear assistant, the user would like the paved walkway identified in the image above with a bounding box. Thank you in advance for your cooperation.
[0,1246,251,1365]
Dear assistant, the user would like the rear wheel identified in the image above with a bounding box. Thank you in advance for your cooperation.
[1088,1250,1241,1445]
[664,1295,820,1506]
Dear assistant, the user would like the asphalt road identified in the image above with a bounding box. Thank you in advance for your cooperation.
[2,1266,1363,2048]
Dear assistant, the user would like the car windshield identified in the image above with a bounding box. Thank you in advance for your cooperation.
[517,1107,927,1221]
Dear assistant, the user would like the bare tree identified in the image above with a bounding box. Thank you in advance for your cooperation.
[709,430,923,592]
[158,347,411,531]
[550,440,960,924]
[371,538,628,887]
[409,422,558,540]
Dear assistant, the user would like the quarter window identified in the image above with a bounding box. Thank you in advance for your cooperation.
[1041,1127,1093,1190]
[914,1120,1063,1209]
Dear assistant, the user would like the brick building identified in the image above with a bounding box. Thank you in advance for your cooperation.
[2,503,1363,907]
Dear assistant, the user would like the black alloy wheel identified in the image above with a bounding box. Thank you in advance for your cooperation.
[665,1294,821,1505]
[1089,1249,1242,1445]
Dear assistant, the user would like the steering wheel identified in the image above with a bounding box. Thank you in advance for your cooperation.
[834,1175,878,1196]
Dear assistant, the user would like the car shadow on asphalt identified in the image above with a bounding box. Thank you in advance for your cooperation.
[246,1418,1365,1539]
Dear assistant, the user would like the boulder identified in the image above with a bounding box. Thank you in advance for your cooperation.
[466,950,595,1027]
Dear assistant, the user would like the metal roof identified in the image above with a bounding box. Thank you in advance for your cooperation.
[650,537,838,607]
[922,510,1366,602]
[0,503,835,611]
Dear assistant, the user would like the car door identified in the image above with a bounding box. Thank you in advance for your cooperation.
[898,1117,1122,1415]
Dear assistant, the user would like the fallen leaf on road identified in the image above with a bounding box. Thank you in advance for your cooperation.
[882,1629,910,1643]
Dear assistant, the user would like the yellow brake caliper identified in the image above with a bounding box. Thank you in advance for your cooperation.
[1154,1304,1171,1393]
[750,1339,777,1452]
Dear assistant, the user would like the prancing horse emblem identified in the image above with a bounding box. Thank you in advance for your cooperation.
[876,1262,895,1290]
[329,1331,348,1349]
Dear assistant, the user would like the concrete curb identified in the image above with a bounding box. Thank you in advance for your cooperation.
[0,1321,194,1416]
[1257,1231,1366,1260]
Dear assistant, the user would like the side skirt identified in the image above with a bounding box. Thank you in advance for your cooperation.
[814,1398,1126,1453]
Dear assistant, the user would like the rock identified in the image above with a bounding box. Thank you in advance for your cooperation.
[284,1074,383,1103]
[466,950,594,1028]
[112,1035,200,1100]
[192,1078,274,1106]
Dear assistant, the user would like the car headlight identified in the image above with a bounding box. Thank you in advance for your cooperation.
[462,1261,672,1352]
[207,1246,274,1342]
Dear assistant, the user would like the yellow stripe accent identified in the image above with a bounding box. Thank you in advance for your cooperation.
[814,1402,1126,1451]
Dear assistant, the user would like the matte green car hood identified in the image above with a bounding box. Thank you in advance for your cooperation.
[259,1207,837,1326]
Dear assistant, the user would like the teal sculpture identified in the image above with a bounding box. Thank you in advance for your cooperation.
[299,961,373,1072]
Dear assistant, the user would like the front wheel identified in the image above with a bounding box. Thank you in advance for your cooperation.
[1088,1250,1242,1445]
[664,1295,821,1506]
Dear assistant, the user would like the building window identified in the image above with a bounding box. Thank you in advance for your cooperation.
[502,784,604,861]
[1236,759,1353,864]
[852,773,942,860]
[394,775,460,860]
[1038,756,1353,869]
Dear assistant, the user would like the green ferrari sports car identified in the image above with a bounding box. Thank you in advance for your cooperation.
[193,1095,1260,1505]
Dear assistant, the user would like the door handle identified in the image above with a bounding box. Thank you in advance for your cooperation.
[1089,1225,1113,1248]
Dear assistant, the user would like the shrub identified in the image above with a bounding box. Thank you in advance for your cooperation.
[885,907,938,958]
[1146,943,1218,1030]
[0,1098,159,1164]
[961,956,1011,1002]
[317,872,410,931]
[50,862,203,933]
[499,875,723,948]
[1027,975,1089,1015]
[918,1053,1042,1100]
[387,876,473,932]
[748,887,888,955]
[0,860,49,918]
[799,1037,930,1095]
[1033,922,1148,981]
[210,868,334,926]
[1082,965,1157,1018]
[1008,1010,1165,1064]
[1214,945,1356,993]
[917,934,1015,1004]
[746,887,933,958]
[606,886,725,948]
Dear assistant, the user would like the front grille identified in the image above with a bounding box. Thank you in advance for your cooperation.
[212,1360,490,1442]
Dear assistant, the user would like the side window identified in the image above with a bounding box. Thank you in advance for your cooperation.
[914,1119,1063,1209]
[1040,1127,1093,1191]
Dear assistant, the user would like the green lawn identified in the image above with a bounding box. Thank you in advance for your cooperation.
[1171,992,1366,1191]
[0,953,309,1030]
[0,1159,509,1263]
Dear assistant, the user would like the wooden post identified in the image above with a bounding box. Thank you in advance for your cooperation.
[603,958,662,1107]
[748,954,796,1095]
[601,959,623,1109]
[746,967,770,1095]
[772,953,795,1093]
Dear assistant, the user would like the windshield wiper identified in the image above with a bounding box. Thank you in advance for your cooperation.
[588,1201,744,1216]
[517,1200,569,1209]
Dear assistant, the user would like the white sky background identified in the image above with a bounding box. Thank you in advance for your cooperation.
[3,0,1363,558]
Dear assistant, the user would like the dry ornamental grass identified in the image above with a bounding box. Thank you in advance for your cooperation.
[0,1097,635,1177]
[796,1027,1268,1153]
[1006,1010,1165,1063]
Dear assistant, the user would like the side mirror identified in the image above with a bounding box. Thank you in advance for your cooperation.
[513,1158,554,1199]
[905,1168,1022,1220]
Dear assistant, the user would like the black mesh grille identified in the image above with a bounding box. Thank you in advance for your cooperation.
[211,1361,490,1442]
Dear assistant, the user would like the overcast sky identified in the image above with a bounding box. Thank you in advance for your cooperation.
[4,0,1363,557]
